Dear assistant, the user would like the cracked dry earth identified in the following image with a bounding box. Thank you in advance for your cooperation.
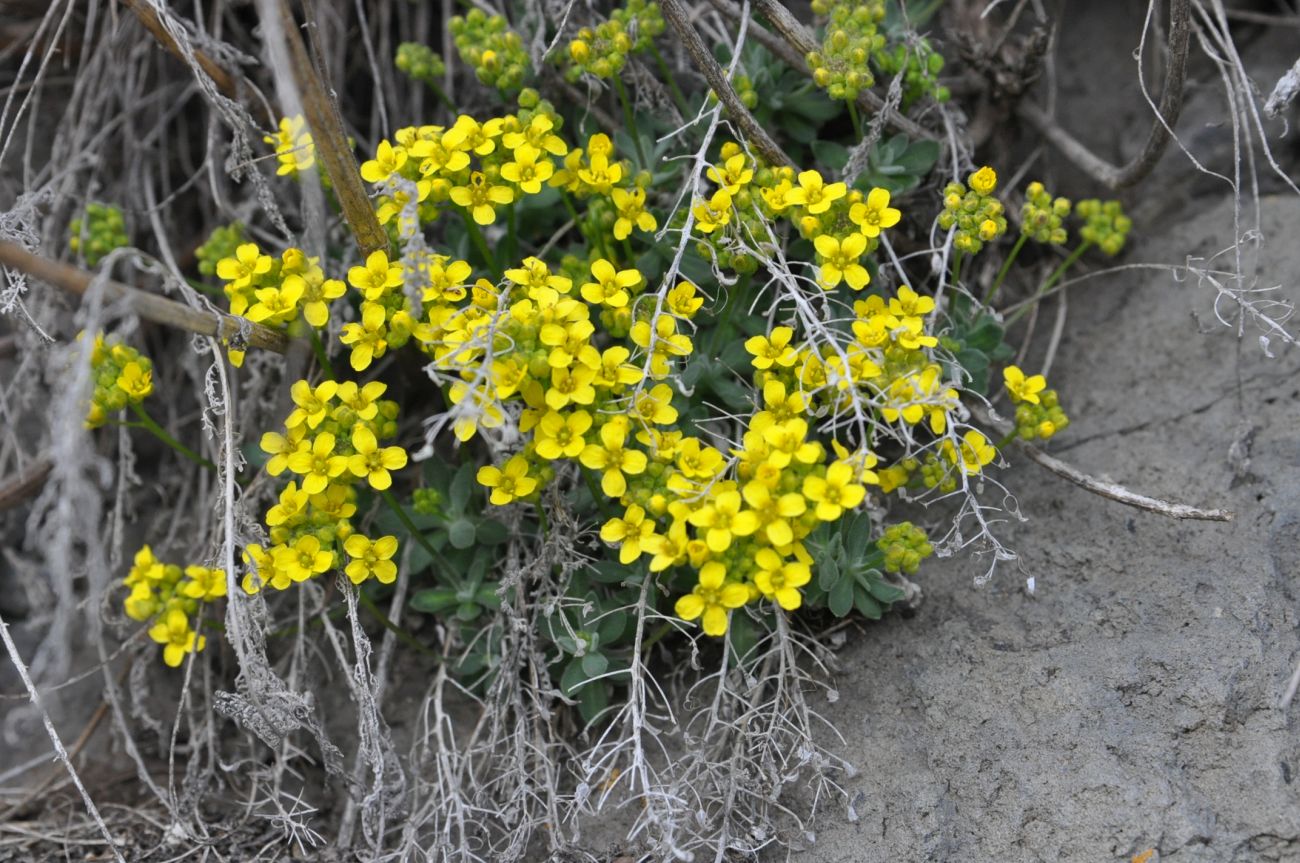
[797,195,1300,862]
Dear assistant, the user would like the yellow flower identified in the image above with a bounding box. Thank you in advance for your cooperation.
[744,326,799,370]
[343,534,399,585]
[449,171,516,225]
[630,383,678,426]
[502,114,568,157]
[246,277,305,324]
[1003,365,1047,405]
[116,361,153,401]
[148,608,205,667]
[802,461,867,521]
[889,285,934,318]
[692,189,732,234]
[216,243,273,289]
[505,256,572,300]
[500,144,554,194]
[259,425,306,476]
[534,409,592,459]
[339,303,389,371]
[969,165,998,195]
[951,430,996,475]
[787,170,846,214]
[299,276,346,328]
[422,257,474,303]
[753,549,811,610]
[666,281,703,318]
[241,543,290,594]
[181,565,227,601]
[285,431,349,494]
[594,345,643,389]
[674,562,748,636]
[849,187,901,238]
[579,420,647,497]
[265,115,314,176]
[545,364,597,411]
[275,534,334,583]
[287,379,338,429]
[600,504,656,564]
[265,480,309,527]
[741,480,806,547]
[580,259,642,308]
[348,250,404,301]
[335,380,387,421]
[687,489,758,553]
[477,454,538,505]
[610,187,658,240]
[348,426,408,491]
[813,233,870,290]
[360,139,408,184]
[706,153,754,194]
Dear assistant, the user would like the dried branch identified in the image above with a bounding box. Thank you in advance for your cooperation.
[660,0,794,168]
[0,455,51,512]
[1016,0,1190,189]
[0,241,290,353]
[975,407,1233,522]
[121,0,239,98]
[274,0,389,258]
[750,0,939,141]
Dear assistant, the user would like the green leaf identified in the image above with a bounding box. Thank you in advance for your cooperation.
[560,657,587,695]
[828,577,855,617]
[811,139,850,171]
[818,555,842,591]
[448,518,477,549]
[843,511,871,559]
[867,578,906,604]
[854,588,884,620]
[455,602,482,622]
[964,316,1005,352]
[589,560,631,584]
[726,612,760,664]
[577,680,610,725]
[476,519,508,545]
[581,651,609,678]
[596,609,628,644]
[475,583,502,609]
[896,139,940,175]
[449,461,475,514]
[410,588,458,614]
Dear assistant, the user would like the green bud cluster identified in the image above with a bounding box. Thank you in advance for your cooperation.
[1019,182,1071,245]
[69,203,129,266]
[195,222,246,278]
[85,333,153,428]
[874,38,950,107]
[876,521,932,575]
[1014,389,1069,441]
[939,177,1007,254]
[919,453,957,493]
[1076,199,1131,256]
[610,0,665,53]
[566,19,633,81]
[806,0,886,102]
[450,11,530,92]
[395,42,447,88]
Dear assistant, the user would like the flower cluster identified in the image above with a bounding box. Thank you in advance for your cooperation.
[875,38,950,107]
[450,11,530,92]
[939,166,1007,254]
[1020,181,1071,246]
[396,42,446,88]
[877,521,932,575]
[807,0,886,101]
[84,332,153,428]
[1076,198,1132,256]
[248,378,405,593]
[215,243,345,331]
[122,546,225,667]
[565,0,664,81]
[265,115,315,178]
[69,203,129,266]
[195,222,246,278]
[1004,365,1069,441]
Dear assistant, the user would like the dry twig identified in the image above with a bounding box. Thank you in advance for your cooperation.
[121,0,239,98]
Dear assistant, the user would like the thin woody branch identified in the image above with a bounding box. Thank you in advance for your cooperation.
[275,0,390,258]
[1016,0,1190,190]
[0,240,290,354]
[122,0,239,99]
[660,0,795,169]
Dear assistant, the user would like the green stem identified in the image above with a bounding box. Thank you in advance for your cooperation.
[309,330,335,380]
[460,211,499,278]
[128,403,216,472]
[1006,241,1091,327]
[641,620,673,653]
[996,429,1020,450]
[650,43,690,117]
[621,237,636,267]
[985,233,1027,307]
[846,99,864,140]
[950,250,965,285]
[380,489,453,576]
[428,81,456,116]
[612,77,650,167]
[507,202,519,264]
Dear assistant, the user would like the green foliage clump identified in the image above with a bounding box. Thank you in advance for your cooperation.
[1077,198,1132,256]
[195,221,246,278]
[807,0,886,101]
[69,202,129,266]
[874,37,949,106]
